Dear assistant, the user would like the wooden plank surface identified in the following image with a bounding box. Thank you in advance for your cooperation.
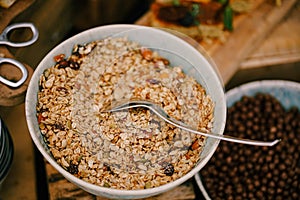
[213,0,297,83]
[241,1,300,68]
[135,0,298,84]
[45,161,196,200]
[0,103,37,200]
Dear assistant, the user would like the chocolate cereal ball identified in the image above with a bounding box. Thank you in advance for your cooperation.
[200,93,300,199]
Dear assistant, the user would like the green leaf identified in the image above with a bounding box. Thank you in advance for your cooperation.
[224,6,233,31]
[218,0,228,5]
[191,4,200,17]
[173,0,180,6]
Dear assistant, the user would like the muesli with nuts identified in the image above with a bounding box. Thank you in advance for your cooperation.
[37,37,214,189]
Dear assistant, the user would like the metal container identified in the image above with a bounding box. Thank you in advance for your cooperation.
[0,118,14,190]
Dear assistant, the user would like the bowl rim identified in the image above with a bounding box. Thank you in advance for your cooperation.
[26,24,226,198]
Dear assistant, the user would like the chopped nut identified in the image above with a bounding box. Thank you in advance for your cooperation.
[190,139,200,150]
[141,48,153,60]
[54,54,65,63]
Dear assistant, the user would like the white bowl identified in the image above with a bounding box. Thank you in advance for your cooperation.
[195,80,300,200]
[26,24,226,199]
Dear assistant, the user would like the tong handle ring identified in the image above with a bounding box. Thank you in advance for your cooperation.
[0,22,39,47]
[0,57,28,87]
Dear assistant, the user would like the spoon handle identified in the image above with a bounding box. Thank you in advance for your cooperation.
[148,104,280,146]
[106,101,281,147]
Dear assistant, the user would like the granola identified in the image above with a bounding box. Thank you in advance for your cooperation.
[37,37,214,190]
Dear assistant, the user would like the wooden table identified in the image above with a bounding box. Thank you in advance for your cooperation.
[0,0,299,199]
[135,0,299,84]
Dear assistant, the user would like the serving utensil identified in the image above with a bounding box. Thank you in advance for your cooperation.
[103,99,281,146]
[0,22,38,87]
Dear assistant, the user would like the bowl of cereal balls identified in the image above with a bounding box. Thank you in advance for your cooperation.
[25,24,226,199]
[195,80,300,199]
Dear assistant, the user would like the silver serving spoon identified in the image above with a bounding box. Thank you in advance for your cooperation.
[102,99,281,146]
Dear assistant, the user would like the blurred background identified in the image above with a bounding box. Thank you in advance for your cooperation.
[8,0,153,67]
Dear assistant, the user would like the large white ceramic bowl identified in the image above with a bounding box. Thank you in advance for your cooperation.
[25,24,226,199]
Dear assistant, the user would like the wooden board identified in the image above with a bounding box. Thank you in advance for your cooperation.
[241,1,300,68]
[135,0,298,84]
[0,0,35,106]
[45,161,196,200]
[0,104,38,200]
[0,48,34,106]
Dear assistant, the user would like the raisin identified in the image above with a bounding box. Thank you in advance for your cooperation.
[57,60,69,69]
[103,163,114,175]
[68,163,78,174]
[146,78,160,84]
[69,60,80,70]
[163,163,174,176]
[54,123,65,130]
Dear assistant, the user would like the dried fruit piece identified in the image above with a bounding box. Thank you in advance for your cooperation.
[54,54,65,63]
[68,163,78,174]
[190,139,200,150]
[57,60,69,69]
[163,163,174,176]
[141,48,153,60]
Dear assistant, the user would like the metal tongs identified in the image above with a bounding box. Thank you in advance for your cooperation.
[0,23,39,87]
[103,99,281,146]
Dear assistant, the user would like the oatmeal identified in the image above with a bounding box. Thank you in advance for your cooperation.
[37,37,214,189]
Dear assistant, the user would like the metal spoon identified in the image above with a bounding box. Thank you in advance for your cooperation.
[103,99,281,146]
